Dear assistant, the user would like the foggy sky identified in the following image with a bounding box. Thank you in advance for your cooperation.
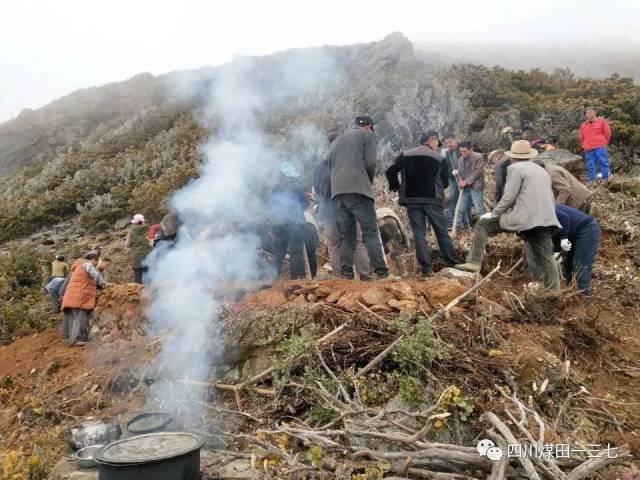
[1,0,639,122]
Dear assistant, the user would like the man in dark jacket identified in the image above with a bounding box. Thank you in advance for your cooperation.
[553,204,600,296]
[328,116,388,279]
[269,162,309,280]
[453,142,486,229]
[490,149,510,204]
[386,131,458,277]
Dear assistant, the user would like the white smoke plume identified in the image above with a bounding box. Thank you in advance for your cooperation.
[144,51,342,420]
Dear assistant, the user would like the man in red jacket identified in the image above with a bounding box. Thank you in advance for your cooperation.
[579,107,611,182]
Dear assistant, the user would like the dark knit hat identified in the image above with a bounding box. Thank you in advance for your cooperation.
[419,130,440,145]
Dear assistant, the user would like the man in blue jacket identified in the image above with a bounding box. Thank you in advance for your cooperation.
[553,204,601,296]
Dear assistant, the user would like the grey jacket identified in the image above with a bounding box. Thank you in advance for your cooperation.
[493,160,561,232]
[329,128,377,200]
[456,151,485,191]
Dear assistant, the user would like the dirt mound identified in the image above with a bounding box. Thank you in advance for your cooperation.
[0,287,151,478]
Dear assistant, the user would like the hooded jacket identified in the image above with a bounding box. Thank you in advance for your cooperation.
[493,160,561,232]
[385,145,449,206]
[329,128,377,200]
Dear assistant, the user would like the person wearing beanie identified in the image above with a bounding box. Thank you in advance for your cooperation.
[385,131,458,278]
[125,213,152,283]
[456,140,561,291]
[60,251,106,346]
[328,115,389,279]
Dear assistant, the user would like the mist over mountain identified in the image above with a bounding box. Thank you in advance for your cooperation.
[0,32,638,245]
[415,41,640,81]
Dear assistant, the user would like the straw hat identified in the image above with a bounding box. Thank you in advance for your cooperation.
[504,140,538,159]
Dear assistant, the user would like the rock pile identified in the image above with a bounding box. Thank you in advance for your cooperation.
[249,277,471,315]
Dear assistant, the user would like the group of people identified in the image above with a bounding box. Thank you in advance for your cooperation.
[46,107,610,347]
[282,108,607,296]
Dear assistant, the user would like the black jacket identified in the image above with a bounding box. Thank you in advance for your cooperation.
[494,156,512,203]
[385,145,449,206]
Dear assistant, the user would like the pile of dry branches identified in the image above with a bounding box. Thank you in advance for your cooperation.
[237,387,630,480]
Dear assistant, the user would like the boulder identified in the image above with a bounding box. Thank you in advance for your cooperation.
[389,282,416,301]
[325,290,344,303]
[388,299,418,314]
[361,287,393,306]
[422,279,467,306]
[306,294,319,303]
[337,292,363,311]
[607,175,640,197]
[433,268,477,281]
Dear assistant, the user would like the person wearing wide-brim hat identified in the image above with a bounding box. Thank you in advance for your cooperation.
[456,140,561,291]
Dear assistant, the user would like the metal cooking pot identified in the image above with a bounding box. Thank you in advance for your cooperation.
[95,432,202,480]
[66,420,121,450]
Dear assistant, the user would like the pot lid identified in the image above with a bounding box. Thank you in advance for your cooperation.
[127,412,173,434]
[95,432,202,465]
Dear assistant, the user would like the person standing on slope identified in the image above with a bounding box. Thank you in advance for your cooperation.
[580,107,611,182]
[328,115,389,280]
[386,131,458,278]
[125,213,152,284]
[61,251,106,346]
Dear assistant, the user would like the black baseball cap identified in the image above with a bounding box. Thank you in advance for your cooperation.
[355,115,374,131]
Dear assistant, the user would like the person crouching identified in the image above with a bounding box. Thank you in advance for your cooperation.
[456,140,561,291]
[553,204,601,296]
[60,251,106,346]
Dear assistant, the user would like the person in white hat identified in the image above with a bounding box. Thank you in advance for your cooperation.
[456,140,561,291]
[124,213,152,283]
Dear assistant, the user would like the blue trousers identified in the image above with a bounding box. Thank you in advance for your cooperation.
[564,219,600,295]
[447,179,472,228]
[455,187,485,229]
[584,147,609,181]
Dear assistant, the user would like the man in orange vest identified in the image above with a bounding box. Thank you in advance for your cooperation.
[60,250,106,346]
